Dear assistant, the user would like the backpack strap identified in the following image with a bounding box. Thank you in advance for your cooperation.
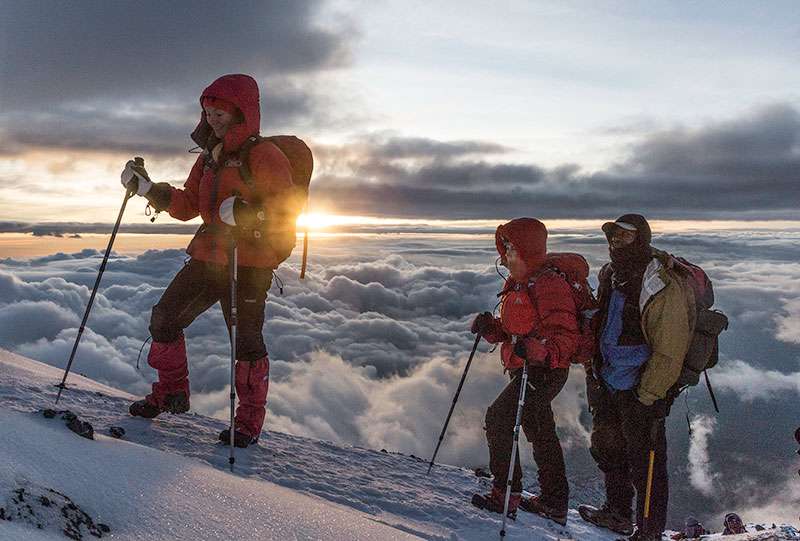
[234,135,263,187]
[522,269,560,341]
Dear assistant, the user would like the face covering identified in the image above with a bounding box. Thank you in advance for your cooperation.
[609,233,651,297]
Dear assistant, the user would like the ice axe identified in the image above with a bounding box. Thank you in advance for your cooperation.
[55,160,141,404]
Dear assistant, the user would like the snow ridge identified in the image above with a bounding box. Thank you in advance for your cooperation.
[1,349,797,541]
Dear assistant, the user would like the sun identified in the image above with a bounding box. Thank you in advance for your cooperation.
[296,212,350,231]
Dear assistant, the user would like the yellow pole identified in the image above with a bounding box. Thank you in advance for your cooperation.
[643,449,655,519]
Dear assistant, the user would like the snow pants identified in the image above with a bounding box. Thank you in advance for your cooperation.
[485,366,569,510]
[586,375,670,537]
[146,258,272,437]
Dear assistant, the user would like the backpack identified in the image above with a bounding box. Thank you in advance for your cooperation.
[670,256,729,411]
[535,252,598,365]
[234,135,314,277]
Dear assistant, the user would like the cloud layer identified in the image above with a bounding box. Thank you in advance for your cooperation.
[1,227,799,526]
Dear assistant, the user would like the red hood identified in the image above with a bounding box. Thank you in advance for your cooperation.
[195,73,261,152]
[495,218,548,278]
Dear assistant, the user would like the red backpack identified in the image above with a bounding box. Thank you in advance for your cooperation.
[236,135,313,277]
[541,252,598,365]
[668,255,729,411]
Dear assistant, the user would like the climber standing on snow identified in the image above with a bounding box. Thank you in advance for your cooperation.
[470,218,580,526]
[121,74,299,448]
[578,215,695,541]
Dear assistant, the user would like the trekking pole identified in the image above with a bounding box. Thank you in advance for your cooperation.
[500,336,530,539]
[56,181,137,404]
[228,238,239,472]
[427,334,481,475]
[642,419,659,532]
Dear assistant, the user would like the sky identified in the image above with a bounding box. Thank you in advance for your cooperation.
[0,0,798,223]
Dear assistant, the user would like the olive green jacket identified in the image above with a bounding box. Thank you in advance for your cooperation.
[595,248,696,405]
[637,249,696,404]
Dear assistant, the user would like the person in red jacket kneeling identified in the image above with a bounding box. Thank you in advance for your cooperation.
[470,218,580,525]
[120,74,297,448]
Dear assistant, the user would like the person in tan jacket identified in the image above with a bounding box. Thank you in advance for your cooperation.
[578,214,695,541]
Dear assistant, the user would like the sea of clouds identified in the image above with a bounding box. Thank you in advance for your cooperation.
[1,226,798,526]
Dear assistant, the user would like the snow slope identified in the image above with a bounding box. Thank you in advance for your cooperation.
[1,349,797,541]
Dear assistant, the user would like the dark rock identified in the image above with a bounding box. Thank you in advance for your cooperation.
[108,426,125,439]
[43,409,57,419]
[39,496,51,507]
[61,411,77,422]
[474,467,492,479]
[98,523,110,533]
[66,417,94,440]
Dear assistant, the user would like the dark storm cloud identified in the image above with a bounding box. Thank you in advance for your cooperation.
[369,137,508,160]
[0,0,354,153]
[313,104,800,220]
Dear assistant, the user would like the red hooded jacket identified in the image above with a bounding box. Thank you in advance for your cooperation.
[481,218,580,370]
[167,74,295,268]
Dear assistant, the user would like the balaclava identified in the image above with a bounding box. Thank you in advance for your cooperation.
[602,213,652,298]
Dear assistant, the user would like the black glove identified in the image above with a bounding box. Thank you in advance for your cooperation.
[470,312,494,335]
[513,339,527,360]
[634,393,669,419]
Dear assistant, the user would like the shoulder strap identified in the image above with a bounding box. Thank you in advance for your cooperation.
[236,135,263,187]
[523,269,558,315]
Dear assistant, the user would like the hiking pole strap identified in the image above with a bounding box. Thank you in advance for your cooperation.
[704,370,720,413]
[427,334,481,475]
[56,188,135,404]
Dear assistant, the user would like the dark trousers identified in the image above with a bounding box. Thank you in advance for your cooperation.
[485,367,569,509]
[149,258,272,362]
[586,375,669,536]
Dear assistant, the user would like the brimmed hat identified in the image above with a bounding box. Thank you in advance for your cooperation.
[602,213,652,245]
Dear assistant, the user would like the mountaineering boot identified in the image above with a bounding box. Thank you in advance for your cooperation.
[129,390,189,418]
[162,392,190,414]
[578,503,634,535]
[615,529,661,541]
[218,428,259,448]
[129,398,161,419]
[471,485,520,518]
[519,494,568,526]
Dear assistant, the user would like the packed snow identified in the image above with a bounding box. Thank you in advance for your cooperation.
[1,348,797,541]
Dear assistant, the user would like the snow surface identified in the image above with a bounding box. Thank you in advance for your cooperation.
[1,348,797,541]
